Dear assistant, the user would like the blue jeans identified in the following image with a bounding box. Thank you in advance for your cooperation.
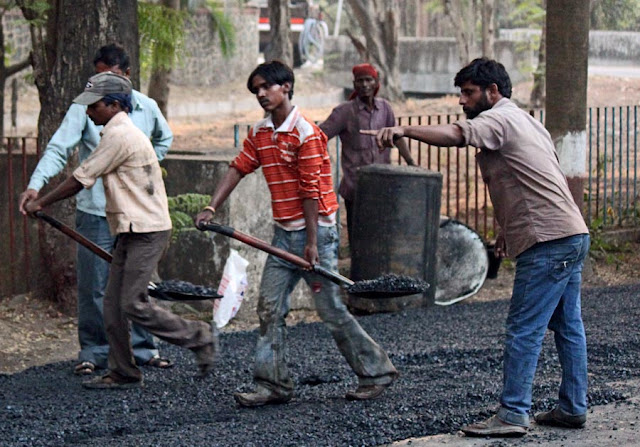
[252,225,397,395]
[498,234,590,427]
[76,210,158,368]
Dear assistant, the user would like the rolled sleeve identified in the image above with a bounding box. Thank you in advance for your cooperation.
[454,114,505,150]
[28,104,88,191]
[73,136,130,189]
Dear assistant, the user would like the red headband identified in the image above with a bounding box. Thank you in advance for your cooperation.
[350,64,380,100]
[352,64,378,79]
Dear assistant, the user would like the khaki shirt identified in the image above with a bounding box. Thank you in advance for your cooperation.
[73,112,172,235]
[454,98,588,257]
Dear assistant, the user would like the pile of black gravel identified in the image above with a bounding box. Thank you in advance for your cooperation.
[348,274,430,298]
[2,283,640,446]
[153,279,221,299]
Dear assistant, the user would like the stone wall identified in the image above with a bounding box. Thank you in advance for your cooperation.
[170,6,260,86]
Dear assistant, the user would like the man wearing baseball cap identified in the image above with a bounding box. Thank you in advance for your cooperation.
[23,71,216,389]
[18,44,173,377]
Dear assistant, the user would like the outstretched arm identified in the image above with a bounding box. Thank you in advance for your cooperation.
[362,124,464,149]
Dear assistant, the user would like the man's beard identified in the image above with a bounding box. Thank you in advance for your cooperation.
[464,92,492,119]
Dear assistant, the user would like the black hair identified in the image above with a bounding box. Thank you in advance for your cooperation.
[454,58,512,98]
[247,60,295,99]
[102,93,133,114]
[93,43,130,72]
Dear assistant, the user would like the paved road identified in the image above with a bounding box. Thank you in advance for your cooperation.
[2,283,640,446]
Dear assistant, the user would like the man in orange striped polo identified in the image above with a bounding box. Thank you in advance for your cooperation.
[195,60,398,407]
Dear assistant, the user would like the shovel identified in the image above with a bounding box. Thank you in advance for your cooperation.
[198,222,429,299]
[34,211,221,302]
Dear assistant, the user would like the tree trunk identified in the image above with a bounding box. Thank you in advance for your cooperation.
[148,0,180,119]
[16,0,139,307]
[346,0,405,101]
[545,0,589,211]
[265,0,292,66]
[481,0,495,58]
[530,12,546,108]
[443,0,479,66]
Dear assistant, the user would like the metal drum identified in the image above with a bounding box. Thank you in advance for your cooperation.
[435,217,489,306]
[348,164,442,313]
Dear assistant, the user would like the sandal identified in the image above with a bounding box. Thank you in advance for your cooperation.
[74,361,96,376]
[145,355,174,369]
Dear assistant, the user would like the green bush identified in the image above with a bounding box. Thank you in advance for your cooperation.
[167,193,211,242]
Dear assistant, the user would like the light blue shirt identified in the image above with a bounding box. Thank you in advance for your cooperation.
[27,90,173,217]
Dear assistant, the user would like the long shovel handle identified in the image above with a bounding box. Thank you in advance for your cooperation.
[34,211,113,263]
[199,222,354,287]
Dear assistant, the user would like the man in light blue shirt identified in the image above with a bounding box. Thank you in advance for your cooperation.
[19,44,174,376]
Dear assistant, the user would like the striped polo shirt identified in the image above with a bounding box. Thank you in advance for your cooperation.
[231,106,338,230]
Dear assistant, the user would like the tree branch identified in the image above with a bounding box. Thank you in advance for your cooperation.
[6,55,32,77]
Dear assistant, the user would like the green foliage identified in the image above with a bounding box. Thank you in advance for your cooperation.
[167,193,211,242]
[588,217,631,265]
[506,0,545,28]
[138,2,188,78]
[16,0,50,26]
[205,0,236,58]
[591,0,640,31]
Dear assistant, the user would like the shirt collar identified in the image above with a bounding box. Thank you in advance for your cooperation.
[355,96,379,111]
[99,111,128,136]
[131,89,142,111]
[263,105,300,132]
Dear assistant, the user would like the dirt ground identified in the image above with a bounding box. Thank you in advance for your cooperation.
[3,71,640,375]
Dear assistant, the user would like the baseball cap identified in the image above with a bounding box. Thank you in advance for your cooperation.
[73,71,132,105]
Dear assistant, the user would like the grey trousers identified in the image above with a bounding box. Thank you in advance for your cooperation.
[253,225,397,395]
[104,231,213,382]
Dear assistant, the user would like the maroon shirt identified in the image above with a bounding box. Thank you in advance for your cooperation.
[320,97,396,201]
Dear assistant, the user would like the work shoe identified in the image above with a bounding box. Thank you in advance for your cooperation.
[345,372,398,401]
[534,406,586,428]
[461,415,528,437]
[233,388,292,408]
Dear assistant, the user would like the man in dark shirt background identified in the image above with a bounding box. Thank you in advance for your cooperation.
[320,64,416,249]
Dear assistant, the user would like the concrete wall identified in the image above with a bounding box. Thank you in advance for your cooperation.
[323,36,536,95]
[500,28,640,66]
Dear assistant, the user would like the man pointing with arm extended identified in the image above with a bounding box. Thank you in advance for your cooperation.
[364,58,590,437]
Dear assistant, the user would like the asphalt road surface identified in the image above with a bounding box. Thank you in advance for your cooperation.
[2,283,640,447]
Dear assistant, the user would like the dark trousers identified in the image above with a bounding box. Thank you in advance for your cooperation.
[104,230,212,382]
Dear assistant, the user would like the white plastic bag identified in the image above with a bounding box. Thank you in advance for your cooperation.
[213,249,249,328]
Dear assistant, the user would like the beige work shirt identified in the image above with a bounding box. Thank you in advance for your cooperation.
[73,111,172,235]
[454,98,588,257]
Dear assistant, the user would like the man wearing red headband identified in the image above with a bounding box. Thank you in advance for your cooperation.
[320,63,416,249]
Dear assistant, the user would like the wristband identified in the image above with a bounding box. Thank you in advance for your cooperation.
[202,206,216,214]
